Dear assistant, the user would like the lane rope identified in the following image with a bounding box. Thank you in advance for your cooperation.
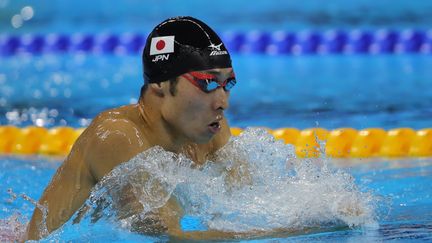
[1,29,431,56]
[1,126,431,158]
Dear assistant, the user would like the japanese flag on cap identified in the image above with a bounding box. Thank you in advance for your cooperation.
[149,36,175,55]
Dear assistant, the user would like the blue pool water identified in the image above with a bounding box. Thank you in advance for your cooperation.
[3,0,432,33]
[1,54,432,129]
[1,153,431,241]
[1,0,432,242]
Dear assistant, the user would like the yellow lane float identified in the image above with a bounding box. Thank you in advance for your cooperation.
[39,127,76,155]
[295,128,329,158]
[13,126,48,155]
[0,126,431,158]
[409,129,432,157]
[350,128,387,158]
[272,128,300,145]
[379,128,416,157]
[325,128,358,158]
[0,126,20,153]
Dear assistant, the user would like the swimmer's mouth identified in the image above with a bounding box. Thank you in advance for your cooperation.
[208,121,221,133]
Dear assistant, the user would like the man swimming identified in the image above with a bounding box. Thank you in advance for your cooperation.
[24,16,240,240]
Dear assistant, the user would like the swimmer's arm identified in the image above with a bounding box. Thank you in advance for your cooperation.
[24,131,96,241]
[24,119,149,241]
[79,119,151,221]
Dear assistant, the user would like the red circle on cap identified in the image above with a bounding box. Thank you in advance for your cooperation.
[156,40,165,50]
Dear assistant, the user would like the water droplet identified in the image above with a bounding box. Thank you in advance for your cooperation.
[11,14,23,28]
[20,6,34,21]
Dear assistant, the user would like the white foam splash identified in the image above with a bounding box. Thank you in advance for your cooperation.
[1,189,49,242]
[0,213,27,242]
[65,127,377,237]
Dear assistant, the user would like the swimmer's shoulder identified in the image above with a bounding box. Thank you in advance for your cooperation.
[80,105,147,147]
[88,104,146,135]
[91,104,138,123]
[79,105,151,181]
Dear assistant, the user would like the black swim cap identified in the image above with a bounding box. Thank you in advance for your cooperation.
[142,16,232,83]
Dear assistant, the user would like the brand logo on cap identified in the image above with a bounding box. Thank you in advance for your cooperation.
[209,43,228,56]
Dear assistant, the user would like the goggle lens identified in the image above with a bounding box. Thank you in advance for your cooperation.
[183,72,236,93]
[206,81,219,91]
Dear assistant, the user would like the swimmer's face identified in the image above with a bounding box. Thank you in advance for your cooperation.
[160,67,234,144]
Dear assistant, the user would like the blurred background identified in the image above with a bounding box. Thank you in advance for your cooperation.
[3,0,432,32]
[1,0,432,129]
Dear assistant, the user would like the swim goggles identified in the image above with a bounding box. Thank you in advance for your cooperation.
[181,71,236,93]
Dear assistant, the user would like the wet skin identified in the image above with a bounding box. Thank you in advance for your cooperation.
[24,68,235,241]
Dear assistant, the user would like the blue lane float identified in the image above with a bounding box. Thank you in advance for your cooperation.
[1,29,432,56]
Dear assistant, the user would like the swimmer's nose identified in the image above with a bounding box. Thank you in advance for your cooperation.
[213,87,229,111]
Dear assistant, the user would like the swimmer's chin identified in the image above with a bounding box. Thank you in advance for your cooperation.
[185,128,220,144]
[194,135,215,144]
[191,132,218,144]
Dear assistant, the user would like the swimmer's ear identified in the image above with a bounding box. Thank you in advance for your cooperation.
[149,83,165,97]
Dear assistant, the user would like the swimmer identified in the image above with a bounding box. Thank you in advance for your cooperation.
[23,16,244,241]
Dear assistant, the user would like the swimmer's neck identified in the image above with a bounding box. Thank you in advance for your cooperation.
[137,97,192,154]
